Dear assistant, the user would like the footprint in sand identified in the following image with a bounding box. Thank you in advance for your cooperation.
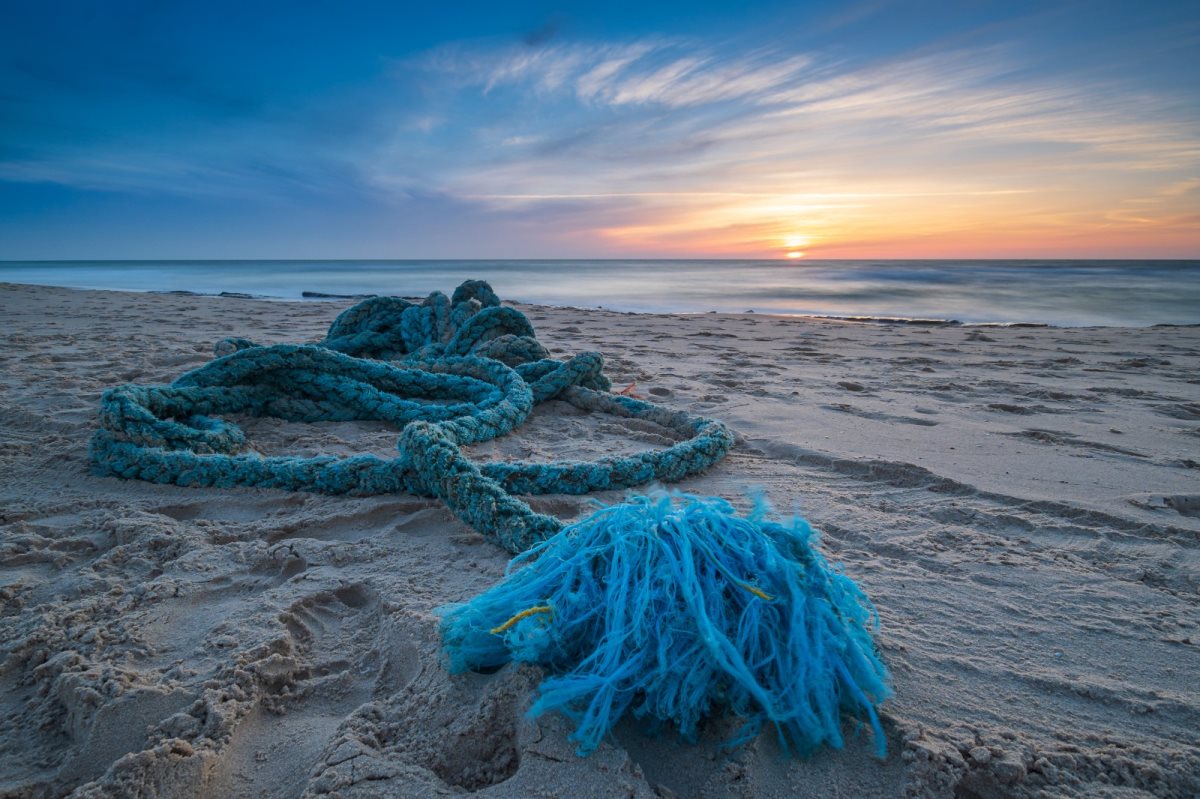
[205,584,387,797]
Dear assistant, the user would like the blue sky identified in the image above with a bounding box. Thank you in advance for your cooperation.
[1,0,1197,259]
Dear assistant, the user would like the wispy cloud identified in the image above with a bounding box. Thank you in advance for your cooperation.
[381,30,1199,256]
[4,6,1197,259]
[416,39,814,108]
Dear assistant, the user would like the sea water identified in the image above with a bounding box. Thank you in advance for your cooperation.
[2,259,1198,327]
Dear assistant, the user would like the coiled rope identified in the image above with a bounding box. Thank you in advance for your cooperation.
[89,280,889,758]
[90,280,734,554]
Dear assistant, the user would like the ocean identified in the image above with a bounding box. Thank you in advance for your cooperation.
[2,259,1198,328]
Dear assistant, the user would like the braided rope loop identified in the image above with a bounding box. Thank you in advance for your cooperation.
[91,281,731,554]
[90,280,889,760]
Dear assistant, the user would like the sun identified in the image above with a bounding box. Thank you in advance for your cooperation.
[782,234,809,259]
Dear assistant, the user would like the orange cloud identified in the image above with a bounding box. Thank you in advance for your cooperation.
[588,182,1200,259]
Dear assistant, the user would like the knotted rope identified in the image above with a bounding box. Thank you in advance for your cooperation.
[89,280,889,758]
[90,282,733,554]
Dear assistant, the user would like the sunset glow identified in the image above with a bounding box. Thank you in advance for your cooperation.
[1,1,1197,259]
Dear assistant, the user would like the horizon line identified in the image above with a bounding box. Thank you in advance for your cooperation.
[3,257,1199,264]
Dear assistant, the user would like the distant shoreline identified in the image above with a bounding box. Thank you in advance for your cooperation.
[3,256,1199,327]
[8,280,1200,329]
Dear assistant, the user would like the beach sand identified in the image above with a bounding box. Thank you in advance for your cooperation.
[1,282,1198,799]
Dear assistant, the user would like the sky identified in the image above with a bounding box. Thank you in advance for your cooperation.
[1,0,1198,260]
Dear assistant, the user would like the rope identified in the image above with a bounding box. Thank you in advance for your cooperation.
[439,492,891,757]
[91,281,734,554]
[89,280,890,759]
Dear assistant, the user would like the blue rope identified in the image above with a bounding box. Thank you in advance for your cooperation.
[91,282,733,554]
[439,493,891,757]
[89,280,889,757]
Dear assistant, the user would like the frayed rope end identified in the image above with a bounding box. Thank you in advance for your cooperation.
[438,491,891,758]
